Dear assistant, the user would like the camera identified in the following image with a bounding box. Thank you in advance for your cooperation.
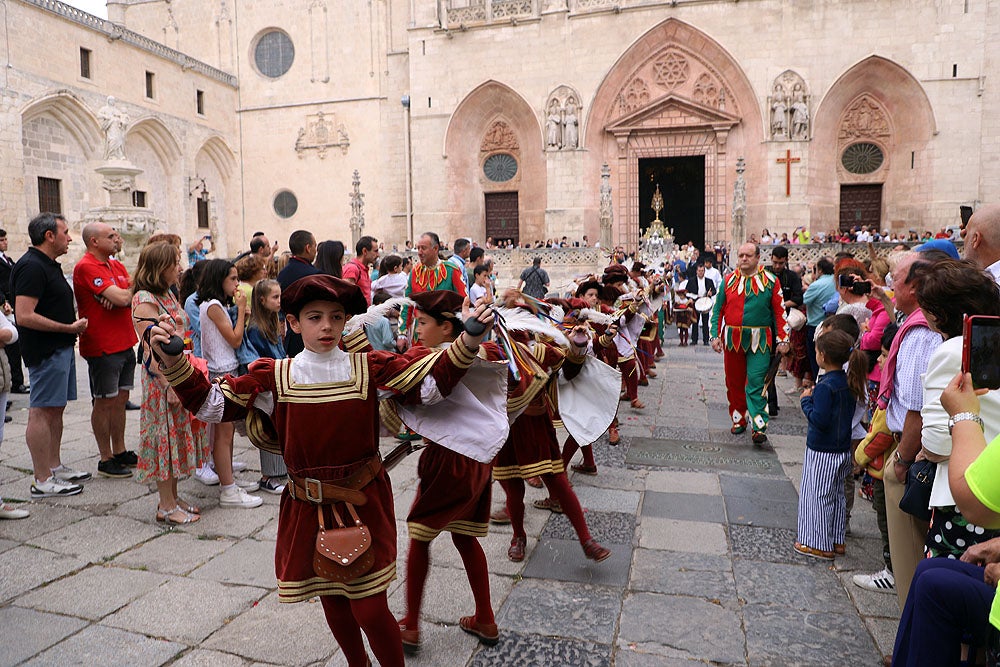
[838,274,871,295]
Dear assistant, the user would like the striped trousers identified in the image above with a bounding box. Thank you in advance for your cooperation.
[797,447,852,552]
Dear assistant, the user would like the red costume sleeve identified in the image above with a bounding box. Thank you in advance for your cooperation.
[370,335,478,404]
[771,276,789,344]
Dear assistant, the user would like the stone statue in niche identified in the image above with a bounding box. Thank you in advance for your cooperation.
[770,87,788,139]
[563,97,579,149]
[546,99,562,149]
[98,96,130,161]
[791,92,810,140]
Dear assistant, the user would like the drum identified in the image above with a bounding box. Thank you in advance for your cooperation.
[694,296,714,313]
[785,308,807,331]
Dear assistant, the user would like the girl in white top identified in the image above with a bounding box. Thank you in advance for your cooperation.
[371,255,408,298]
[196,259,261,508]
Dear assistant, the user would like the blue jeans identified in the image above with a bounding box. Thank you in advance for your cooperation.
[893,558,994,666]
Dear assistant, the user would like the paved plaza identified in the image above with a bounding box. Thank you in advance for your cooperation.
[0,338,899,666]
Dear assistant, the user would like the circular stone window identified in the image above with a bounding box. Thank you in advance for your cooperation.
[254,30,295,78]
[483,153,518,182]
[841,142,884,175]
[273,190,298,218]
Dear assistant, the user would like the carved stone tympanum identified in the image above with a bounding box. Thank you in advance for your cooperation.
[295,110,350,158]
[480,120,519,152]
[839,94,891,140]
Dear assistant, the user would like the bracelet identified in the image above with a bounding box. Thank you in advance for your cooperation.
[709,337,720,342]
[948,412,985,435]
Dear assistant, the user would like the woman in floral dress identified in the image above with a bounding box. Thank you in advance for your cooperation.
[131,242,207,524]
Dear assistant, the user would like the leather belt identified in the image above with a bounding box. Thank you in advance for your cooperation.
[287,457,381,506]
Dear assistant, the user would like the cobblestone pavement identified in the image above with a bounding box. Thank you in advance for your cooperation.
[0,338,899,666]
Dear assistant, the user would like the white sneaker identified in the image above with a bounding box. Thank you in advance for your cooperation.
[232,461,249,472]
[51,465,92,482]
[235,478,260,492]
[852,567,895,593]
[31,476,83,498]
[0,502,29,519]
[219,486,263,508]
[195,465,219,486]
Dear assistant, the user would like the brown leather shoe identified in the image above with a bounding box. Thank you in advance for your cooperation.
[532,497,563,513]
[459,615,500,646]
[398,622,420,655]
[608,425,620,446]
[571,463,598,476]
[582,538,611,562]
[834,543,846,555]
[508,537,526,562]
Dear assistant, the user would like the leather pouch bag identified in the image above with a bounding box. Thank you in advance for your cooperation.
[898,459,936,522]
[313,504,374,582]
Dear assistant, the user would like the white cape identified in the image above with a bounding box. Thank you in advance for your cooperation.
[394,357,509,464]
[557,356,622,446]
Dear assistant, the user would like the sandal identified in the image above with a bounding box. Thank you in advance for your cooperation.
[582,538,611,563]
[156,506,199,525]
[608,425,620,446]
[532,497,563,513]
[507,537,526,562]
[459,615,499,646]
[526,476,543,489]
[571,463,598,476]
[175,497,201,514]
[398,621,420,655]
[630,398,646,410]
[793,542,834,561]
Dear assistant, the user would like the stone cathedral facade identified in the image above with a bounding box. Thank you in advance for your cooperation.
[1,0,997,254]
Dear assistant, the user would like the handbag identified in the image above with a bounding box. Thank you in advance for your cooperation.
[313,503,375,582]
[898,459,936,522]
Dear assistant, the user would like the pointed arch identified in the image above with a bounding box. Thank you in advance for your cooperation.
[195,135,236,183]
[127,116,182,169]
[808,56,937,230]
[443,80,545,243]
[20,90,102,158]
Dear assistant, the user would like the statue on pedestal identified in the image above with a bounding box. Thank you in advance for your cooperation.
[97,96,130,161]
[563,97,579,149]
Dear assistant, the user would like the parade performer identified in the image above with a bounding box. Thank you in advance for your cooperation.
[147,274,494,667]
[710,243,789,444]
[673,287,692,346]
[397,232,467,343]
[491,298,613,565]
[603,266,645,409]
[395,290,506,654]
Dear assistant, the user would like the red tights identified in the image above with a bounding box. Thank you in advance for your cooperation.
[320,592,403,667]
[499,473,592,544]
[561,436,595,468]
[619,358,639,400]
[401,534,495,632]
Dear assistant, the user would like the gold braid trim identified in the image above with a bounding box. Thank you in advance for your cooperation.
[381,349,446,393]
[277,563,396,602]
[219,383,251,408]
[379,399,404,435]
[446,336,477,368]
[492,459,565,480]
[342,328,370,353]
[162,356,195,385]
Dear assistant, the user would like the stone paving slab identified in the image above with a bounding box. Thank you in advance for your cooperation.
[522,538,632,587]
[742,603,881,666]
[732,560,856,614]
[0,606,88,665]
[23,624,185,667]
[0,545,87,603]
[618,592,745,664]
[730,525,805,565]
[189,538,277,588]
[626,438,783,475]
[569,485,641,514]
[112,531,236,576]
[0,502,91,542]
[636,517,728,555]
[387,566,513,626]
[644,470,721,495]
[724,495,799,530]
[101,576,267,644]
[202,591,337,665]
[469,630,611,667]
[629,549,737,603]
[25,514,162,563]
[570,466,646,492]
[613,648,712,666]
[541,510,635,544]
[14,563,169,620]
[495,579,621,645]
[170,649,248,667]
[641,491,726,523]
[720,474,799,502]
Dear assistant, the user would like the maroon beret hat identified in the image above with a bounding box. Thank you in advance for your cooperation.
[411,290,464,319]
[281,274,367,317]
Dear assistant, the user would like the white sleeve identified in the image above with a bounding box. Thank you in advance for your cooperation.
[920,341,959,457]
[194,383,274,423]
[0,313,17,344]
[378,374,443,404]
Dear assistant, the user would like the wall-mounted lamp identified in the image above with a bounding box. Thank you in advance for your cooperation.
[187,176,208,198]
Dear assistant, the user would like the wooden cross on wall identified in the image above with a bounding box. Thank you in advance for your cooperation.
[776,149,800,197]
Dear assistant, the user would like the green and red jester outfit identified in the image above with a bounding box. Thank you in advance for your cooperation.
[710,267,788,436]
[398,262,468,339]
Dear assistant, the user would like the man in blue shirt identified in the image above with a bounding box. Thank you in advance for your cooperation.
[802,257,836,381]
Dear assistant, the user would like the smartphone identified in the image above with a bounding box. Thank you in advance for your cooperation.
[962,315,1000,390]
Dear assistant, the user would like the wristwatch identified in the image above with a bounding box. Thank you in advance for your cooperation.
[893,449,914,466]
[948,412,985,435]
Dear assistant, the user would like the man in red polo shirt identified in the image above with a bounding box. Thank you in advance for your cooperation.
[73,223,138,478]
[342,235,379,305]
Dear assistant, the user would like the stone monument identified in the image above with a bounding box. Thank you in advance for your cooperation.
[599,163,613,250]
[349,170,365,247]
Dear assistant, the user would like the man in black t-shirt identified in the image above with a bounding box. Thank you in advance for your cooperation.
[517,257,550,299]
[11,213,90,500]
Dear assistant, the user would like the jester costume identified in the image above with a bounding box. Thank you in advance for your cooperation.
[399,261,468,338]
[710,267,788,435]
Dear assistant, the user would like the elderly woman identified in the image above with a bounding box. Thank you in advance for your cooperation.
[892,260,1000,666]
